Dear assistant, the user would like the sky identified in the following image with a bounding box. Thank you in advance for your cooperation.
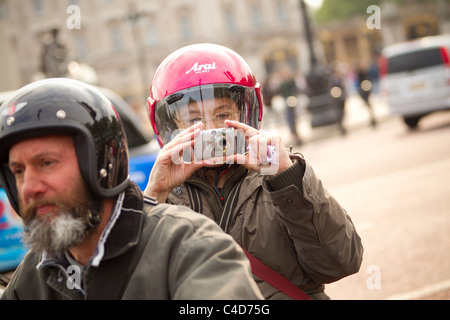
[304,0,324,9]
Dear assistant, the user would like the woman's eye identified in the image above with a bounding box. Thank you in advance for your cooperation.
[189,117,203,123]
[215,112,231,120]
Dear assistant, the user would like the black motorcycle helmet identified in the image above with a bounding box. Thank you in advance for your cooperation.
[0,78,130,214]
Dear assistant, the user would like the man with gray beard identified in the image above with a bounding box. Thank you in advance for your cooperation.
[20,176,98,256]
[0,78,263,300]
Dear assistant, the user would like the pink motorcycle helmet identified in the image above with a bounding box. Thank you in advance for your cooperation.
[147,43,263,147]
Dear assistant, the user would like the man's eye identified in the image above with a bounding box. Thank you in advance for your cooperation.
[11,167,24,176]
[41,159,56,168]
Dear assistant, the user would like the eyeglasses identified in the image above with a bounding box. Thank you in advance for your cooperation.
[175,112,240,127]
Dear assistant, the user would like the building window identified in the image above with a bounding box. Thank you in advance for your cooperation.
[145,23,159,47]
[276,0,288,24]
[180,15,192,41]
[110,26,124,53]
[224,7,237,33]
[140,17,159,47]
[343,35,359,61]
[250,2,262,29]
[0,0,9,21]
[75,34,88,60]
[32,0,43,14]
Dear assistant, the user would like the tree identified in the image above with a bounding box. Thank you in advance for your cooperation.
[314,0,450,24]
[313,0,381,23]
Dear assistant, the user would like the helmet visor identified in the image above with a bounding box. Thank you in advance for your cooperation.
[153,84,260,145]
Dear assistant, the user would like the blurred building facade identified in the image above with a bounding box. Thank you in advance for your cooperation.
[1,0,448,106]
[316,0,450,70]
[0,0,318,107]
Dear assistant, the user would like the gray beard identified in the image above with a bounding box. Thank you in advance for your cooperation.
[23,210,89,256]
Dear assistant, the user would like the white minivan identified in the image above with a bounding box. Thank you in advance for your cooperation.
[379,34,450,128]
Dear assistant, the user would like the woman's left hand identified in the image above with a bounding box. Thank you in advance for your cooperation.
[210,120,293,175]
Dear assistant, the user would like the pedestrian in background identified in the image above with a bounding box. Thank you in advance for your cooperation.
[278,67,302,145]
[356,63,377,127]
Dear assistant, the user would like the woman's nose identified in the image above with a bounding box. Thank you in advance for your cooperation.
[203,121,215,130]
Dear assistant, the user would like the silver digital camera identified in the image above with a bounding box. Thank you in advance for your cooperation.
[184,127,245,162]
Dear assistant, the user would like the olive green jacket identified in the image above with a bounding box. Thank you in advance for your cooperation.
[1,183,263,300]
[167,158,363,299]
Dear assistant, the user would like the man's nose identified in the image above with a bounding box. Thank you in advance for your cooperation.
[20,169,47,202]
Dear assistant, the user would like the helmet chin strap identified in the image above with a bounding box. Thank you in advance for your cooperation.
[87,210,101,229]
[85,191,105,229]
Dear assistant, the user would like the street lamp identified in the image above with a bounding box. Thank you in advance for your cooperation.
[126,2,150,105]
[300,0,317,68]
[299,0,334,128]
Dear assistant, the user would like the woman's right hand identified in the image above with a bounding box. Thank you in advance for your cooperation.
[144,122,204,203]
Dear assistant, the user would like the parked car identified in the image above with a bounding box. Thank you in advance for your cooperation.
[0,85,159,273]
[379,34,450,128]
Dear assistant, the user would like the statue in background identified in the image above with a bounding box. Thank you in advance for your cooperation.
[41,28,68,77]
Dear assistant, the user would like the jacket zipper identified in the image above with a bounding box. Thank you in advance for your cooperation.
[185,166,248,226]
[186,178,223,221]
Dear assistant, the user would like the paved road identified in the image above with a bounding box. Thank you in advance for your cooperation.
[297,109,450,300]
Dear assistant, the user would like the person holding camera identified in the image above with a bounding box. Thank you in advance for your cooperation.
[145,44,363,300]
[0,78,263,300]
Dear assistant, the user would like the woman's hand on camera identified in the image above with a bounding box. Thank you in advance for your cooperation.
[219,120,292,175]
[144,122,204,202]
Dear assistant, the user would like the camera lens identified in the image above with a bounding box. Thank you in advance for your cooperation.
[216,137,226,148]
[213,134,230,154]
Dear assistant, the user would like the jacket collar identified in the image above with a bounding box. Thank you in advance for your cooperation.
[186,165,249,194]
[172,165,264,207]
[102,183,145,261]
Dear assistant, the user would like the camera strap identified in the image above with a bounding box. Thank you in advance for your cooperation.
[242,249,312,300]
